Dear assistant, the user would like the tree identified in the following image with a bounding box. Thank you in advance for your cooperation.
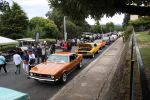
[29,17,59,38]
[129,16,150,31]
[106,22,115,32]
[0,0,9,12]
[59,20,83,39]
[48,0,150,20]
[46,8,91,32]
[46,8,91,38]
[90,21,102,33]
[46,8,64,31]
[0,2,28,39]
[122,14,130,27]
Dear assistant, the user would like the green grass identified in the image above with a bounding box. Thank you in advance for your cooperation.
[136,31,150,66]
[140,48,150,72]
[136,31,150,45]
[136,31,150,78]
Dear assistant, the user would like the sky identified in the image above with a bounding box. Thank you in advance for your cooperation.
[6,0,124,25]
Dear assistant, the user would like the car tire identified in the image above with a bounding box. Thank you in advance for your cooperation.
[97,50,100,54]
[77,61,83,69]
[61,73,67,83]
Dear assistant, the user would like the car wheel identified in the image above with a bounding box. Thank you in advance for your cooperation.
[61,73,67,83]
[97,50,100,54]
[78,61,83,69]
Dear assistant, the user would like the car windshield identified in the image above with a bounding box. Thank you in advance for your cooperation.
[102,37,109,40]
[47,55,69,63]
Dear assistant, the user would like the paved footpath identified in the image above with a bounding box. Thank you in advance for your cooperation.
[50,38,126,100]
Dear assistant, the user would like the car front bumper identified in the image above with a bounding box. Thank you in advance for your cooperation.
[29,76,59,82]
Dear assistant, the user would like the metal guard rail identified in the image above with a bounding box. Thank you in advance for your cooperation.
[130,30,150,100]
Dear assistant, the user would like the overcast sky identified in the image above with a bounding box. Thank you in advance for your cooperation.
[6,0,124,25]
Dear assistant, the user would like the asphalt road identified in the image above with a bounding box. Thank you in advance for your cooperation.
[0,44,109,100]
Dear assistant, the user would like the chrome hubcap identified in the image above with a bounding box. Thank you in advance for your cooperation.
[80,62,82,68]
[63,73,67,82]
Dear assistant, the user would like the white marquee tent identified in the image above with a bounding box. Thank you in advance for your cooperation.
[0,36,18,46]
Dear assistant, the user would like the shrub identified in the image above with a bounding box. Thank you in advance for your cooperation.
[0,44,16,52]
[123,25,133,42]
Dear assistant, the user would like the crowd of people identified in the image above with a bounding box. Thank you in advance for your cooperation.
[0,41,57,76]
[0,35,106,76]
[0,38,82,76]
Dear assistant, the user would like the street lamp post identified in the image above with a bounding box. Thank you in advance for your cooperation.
[64,16,67,41]
[35,32,40,64]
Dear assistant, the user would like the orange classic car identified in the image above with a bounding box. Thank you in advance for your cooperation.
[97,40,106,48]
[29,52,83,83]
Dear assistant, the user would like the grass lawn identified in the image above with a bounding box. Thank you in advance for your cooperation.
[136,32,150,45]
[136,31,150,85]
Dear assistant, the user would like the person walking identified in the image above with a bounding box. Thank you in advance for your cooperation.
[28,50,35,71]
[51,44,56,54]
[0,52,7,73]
[63,41,68,51]
[36,45,42,64]
[13,51,22,74]
[41,45,46,62]
[22,50,29,75]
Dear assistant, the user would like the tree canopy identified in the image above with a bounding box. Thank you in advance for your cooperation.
[106,22,115,32]
[0,2,28,39]
[0,0,9,12]
[46,8,91,38]
[29,17,59,38]
[90,21,102,33]
[48,0,150,20]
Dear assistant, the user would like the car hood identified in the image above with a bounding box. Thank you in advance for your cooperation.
[30,62,68,75]
[78,43,92,48]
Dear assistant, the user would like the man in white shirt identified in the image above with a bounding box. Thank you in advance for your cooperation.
[28,50,35,71]
[13,51,22,74]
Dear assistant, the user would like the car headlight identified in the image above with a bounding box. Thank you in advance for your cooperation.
[30,73,33,76]
[51,75,55,79]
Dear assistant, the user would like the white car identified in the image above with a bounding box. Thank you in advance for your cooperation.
[110,35,118,42]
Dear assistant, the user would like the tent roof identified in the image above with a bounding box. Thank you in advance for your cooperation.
[0,36,18,46]
[16,38,56,42]
[16,38,35,42]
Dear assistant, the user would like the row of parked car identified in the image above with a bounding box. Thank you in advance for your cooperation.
[0,34,119,100]
[28,35,116,83]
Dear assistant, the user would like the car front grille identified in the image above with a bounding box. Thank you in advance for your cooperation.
[31,73,51,78]
[77,52,87,54]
